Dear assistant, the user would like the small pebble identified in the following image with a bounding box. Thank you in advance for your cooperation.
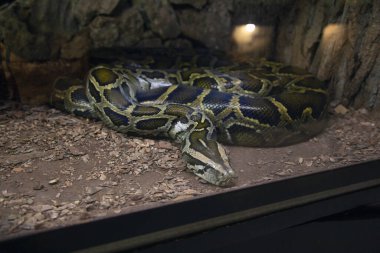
[334,104,349,115]
[48,178,59,185]
[99,174,107,181]
[33,182,44,190]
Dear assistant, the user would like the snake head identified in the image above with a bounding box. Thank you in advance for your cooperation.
[181,112,236,187]
[183,143,236,187]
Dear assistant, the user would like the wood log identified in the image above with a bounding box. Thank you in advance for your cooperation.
[0,43,88,105]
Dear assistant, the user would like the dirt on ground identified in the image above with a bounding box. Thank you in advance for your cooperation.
[0,103,380,239]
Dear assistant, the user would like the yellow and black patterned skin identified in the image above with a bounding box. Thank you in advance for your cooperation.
[50,50,329,186]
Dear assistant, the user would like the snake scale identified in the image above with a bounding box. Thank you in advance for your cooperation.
[50,49,329,186]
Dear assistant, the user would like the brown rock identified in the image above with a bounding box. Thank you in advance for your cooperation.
[178,0,232,50]
[141,0,181,39]
[73,0,120,26]
[170,0,207,9]
[164,39,193,48]
[89,16,119,48]
[117,7,145,47]
[61,31,90,59]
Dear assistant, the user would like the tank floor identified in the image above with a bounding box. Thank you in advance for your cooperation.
[1,103,380,237]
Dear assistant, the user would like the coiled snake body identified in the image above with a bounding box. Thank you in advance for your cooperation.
[51,49,329,186]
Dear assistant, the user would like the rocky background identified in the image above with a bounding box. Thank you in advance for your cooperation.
[0,0,379,110]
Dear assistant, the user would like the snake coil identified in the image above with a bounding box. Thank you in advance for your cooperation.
[51,50,329,186]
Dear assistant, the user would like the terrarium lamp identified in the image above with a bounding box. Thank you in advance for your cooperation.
[232,23,257,46]
[244,23,256,33]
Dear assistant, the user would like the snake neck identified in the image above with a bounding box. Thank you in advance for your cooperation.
[167,109,235,186]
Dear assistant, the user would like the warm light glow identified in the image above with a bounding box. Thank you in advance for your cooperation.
[232,25,273,56]
[317,23,346,80]
[322,24,345,41]
[244,24,256,33]
[232,24,258,44]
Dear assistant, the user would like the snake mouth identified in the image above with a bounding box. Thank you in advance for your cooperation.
[216,173,237,187]
[215,166,237,187]
[186,161,237,187]
[202,165,237,187]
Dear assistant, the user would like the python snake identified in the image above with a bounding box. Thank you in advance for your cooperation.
[50,49,329,186]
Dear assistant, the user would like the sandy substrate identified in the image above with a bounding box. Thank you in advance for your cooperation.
[0,104,379,238]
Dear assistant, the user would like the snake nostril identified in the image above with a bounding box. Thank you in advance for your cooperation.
[219,176,237,187]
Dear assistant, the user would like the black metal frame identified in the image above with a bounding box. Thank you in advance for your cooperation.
[1,159,380,253]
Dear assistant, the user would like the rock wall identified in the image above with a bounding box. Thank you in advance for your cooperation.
[0,0,379,110]
[0,0,233,62]
[276,0,380,110]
